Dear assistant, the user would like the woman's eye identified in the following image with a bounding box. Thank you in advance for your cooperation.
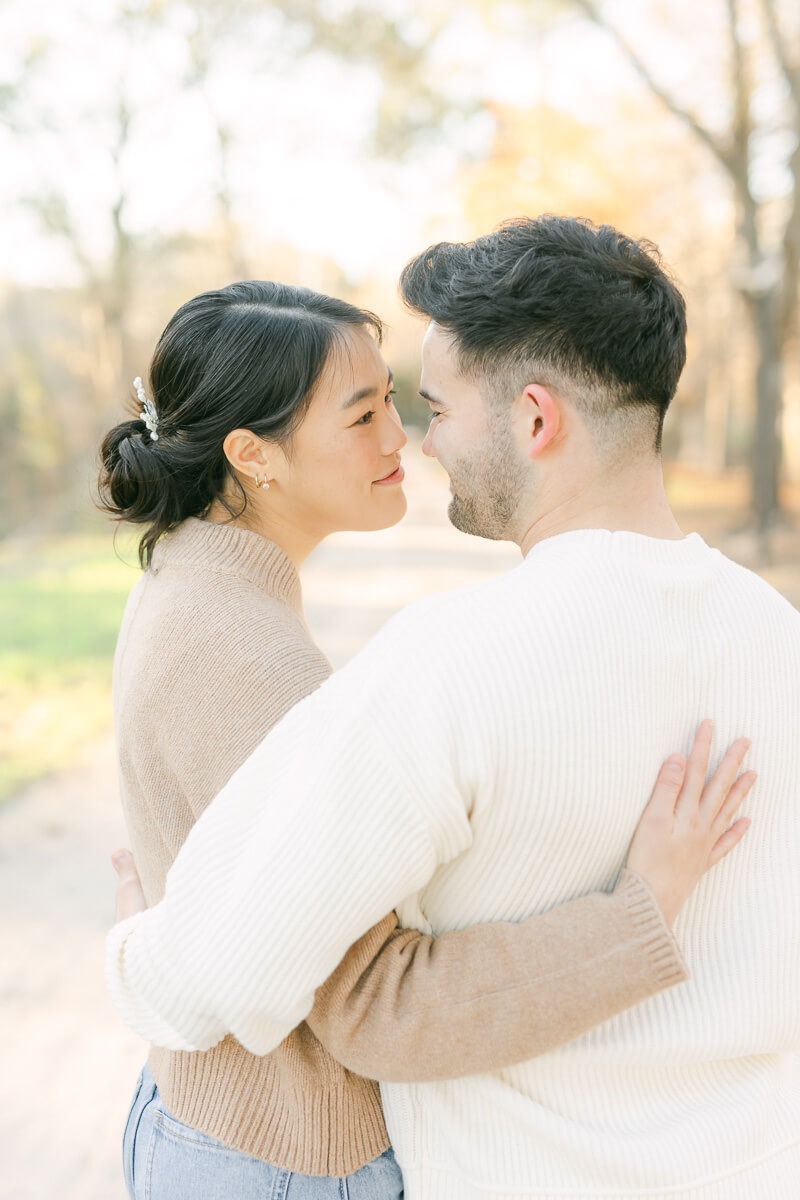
[355,390,395,425]
[386,389,397,405]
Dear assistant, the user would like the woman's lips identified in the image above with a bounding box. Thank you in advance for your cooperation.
[373,465,405,486]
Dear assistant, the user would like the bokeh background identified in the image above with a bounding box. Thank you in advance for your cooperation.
[1,1,799,1196]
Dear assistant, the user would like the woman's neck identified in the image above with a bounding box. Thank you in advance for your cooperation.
[204,499,323,571]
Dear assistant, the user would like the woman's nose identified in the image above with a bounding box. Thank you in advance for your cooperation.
[383,407,408,453]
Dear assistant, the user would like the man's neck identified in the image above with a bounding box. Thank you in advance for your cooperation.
[516,464,684,557]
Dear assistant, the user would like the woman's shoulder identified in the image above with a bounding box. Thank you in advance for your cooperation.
[113,575,333,856]
[135,557,312,645]
[116,560,331,709]
[114,562,332,797]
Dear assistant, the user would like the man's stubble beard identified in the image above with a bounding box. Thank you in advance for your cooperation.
[446,410,529,542]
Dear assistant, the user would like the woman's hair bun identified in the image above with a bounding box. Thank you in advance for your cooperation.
[97,417,189,567]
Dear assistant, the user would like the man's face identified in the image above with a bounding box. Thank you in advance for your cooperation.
[419,322,529,541]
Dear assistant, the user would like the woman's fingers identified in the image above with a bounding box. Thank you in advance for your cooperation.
[644,724,752,828]
[706,817,752,869]
[699,737,752,822]
[623,725,755,927]
[674,720,714,819]
[646,752,687,819]
[112,848,139,884]
[710,770,757,840]
[112,848,147,922]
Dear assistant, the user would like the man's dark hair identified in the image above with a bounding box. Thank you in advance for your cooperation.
[399,215,687,453]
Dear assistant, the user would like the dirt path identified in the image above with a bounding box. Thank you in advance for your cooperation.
[0,447,517,1200]
[2,446,798,1200]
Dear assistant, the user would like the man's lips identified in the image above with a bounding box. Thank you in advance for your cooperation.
[373,463,405,485]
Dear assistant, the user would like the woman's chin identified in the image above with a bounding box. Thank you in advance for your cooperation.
[359,489,408,531]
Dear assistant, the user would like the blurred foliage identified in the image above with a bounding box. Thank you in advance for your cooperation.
[2,0,800,800]
[0,532,140,803]
[3,0,798,540]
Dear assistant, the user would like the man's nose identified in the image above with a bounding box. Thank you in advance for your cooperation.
[421,423,435,458]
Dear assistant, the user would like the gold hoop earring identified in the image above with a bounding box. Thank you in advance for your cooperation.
[255,474,270,491]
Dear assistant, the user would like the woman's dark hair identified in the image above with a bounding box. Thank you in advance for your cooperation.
[399,215,687,452]
[98,281,382,568]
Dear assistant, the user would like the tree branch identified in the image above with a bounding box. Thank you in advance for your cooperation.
[23,191,97,284]
[723,0,760,255]
[572,0,733,177]
[778,135,800,345]
[762,0,800,110]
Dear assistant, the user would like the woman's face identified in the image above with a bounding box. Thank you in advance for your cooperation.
[270,327,408,538]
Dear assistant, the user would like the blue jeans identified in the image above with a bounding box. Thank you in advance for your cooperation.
[123,1064,404,1199]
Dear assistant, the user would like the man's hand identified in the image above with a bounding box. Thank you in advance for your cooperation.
[111,849,147,923]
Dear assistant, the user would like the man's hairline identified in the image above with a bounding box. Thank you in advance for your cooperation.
[419,315,665,457]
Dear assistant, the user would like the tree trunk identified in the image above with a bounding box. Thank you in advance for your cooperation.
[748,288,783,536]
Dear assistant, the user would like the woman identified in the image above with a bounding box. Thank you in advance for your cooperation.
[100,281,753,1200]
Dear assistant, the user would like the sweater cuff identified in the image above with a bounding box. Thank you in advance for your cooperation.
[105,914,201,1052]
[614,868,689,990]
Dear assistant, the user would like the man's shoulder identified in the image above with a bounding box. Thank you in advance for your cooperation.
[362,561,528,648]
[710,547,800,628]
[319,563,532,719]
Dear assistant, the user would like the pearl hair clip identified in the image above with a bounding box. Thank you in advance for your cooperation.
[134,376,159,441]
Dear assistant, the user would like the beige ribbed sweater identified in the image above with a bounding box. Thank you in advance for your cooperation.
[111,516,687,1176]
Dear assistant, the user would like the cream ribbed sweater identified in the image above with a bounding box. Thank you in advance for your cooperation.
[105,526,800,1197]
[110,517,686,1176]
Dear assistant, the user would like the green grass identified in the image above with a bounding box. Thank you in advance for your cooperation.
[0,530,141,803]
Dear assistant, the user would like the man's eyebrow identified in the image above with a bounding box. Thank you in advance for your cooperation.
[342,368,394,410]
[418,387,444,406]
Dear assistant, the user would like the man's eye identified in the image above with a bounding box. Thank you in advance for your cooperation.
[429,409,442,420]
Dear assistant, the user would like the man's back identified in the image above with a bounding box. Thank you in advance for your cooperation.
[381,529,800,1199]
[105,525,800,1199]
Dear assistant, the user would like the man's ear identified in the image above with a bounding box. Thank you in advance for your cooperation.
[520,384,561,460]
[222,428,273,481]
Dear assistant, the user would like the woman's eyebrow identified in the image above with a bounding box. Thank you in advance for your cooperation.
[342,368,394,410]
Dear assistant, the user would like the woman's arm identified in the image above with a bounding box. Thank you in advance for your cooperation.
[307,869,682,1082]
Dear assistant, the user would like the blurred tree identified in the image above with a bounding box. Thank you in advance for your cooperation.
[454,99,744,470]
[570,0,800,537]
[1,0,452,532]
[362,0,797,534]
[164,0,270,280]
[19,5,147,428]
[286,1,460,157]
[5,0,797,544]
[290,0,799,535]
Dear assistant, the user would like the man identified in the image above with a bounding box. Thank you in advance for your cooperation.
[108,216,800,1197]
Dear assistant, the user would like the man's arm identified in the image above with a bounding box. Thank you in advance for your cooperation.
[306,869,687,1082]
[106,653,474,1054]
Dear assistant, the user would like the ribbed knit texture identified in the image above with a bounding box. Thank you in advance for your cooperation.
[109,517,687,1177]
[107,526,800,1195]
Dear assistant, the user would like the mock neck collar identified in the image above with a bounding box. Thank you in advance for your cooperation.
[524,528,710,566]
[150,517,303,613]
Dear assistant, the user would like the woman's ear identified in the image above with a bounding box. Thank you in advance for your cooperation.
[222,429,272,482]
[522,384,561,460]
